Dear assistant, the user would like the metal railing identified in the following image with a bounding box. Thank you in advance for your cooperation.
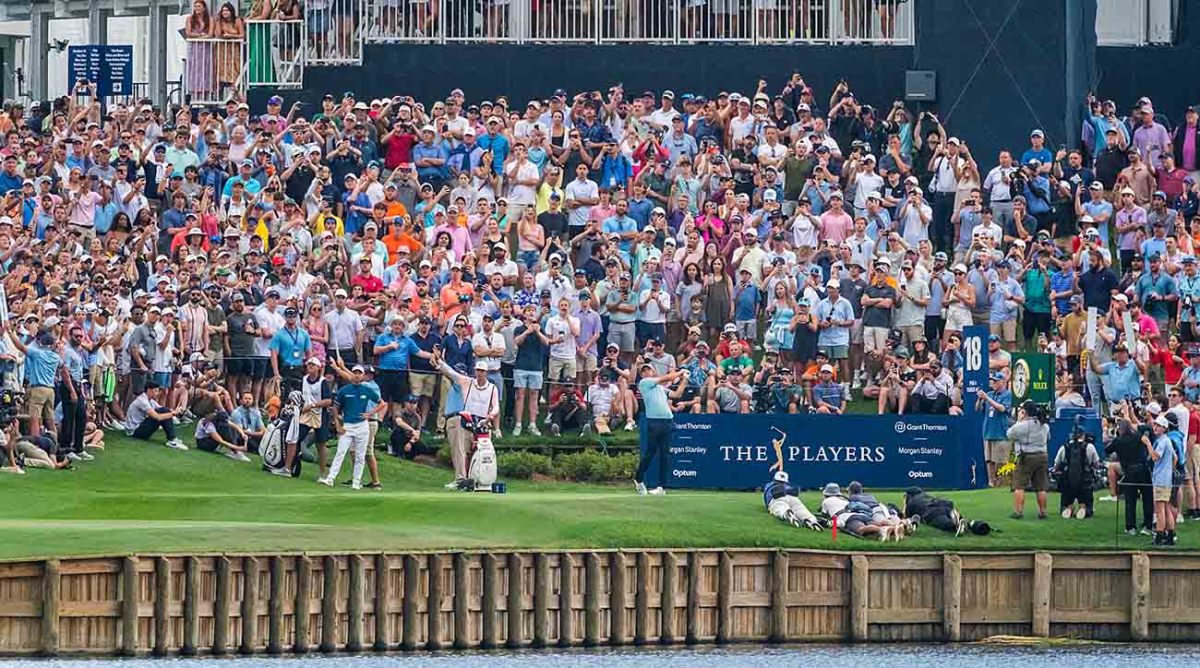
[350,0,911,43]
[245,18,306,87]
[182,37,246,104]
[305,0,366,64]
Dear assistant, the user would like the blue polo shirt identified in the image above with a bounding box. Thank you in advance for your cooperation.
[25,344,61,388]
[374,331,421,370]
[981,389,1012,440]
[268,325,311,368]
[336,382,381,424]
[1098,361,1141,400]
[639,377,673,419]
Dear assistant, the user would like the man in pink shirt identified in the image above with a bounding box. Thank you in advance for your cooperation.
[819,191,854,245]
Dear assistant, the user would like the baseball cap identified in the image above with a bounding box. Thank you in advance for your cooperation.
[820,364,834,374]
[474,360,489,370]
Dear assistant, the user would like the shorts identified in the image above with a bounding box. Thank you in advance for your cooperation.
[1154,486,1173,502]
[985,439,1012,465]
[130,368,148,395]
[1187,446,1200,481]
[153,372,173,388]
[377,369,410,403]
[945,307,973,332]
[736,320,758,343]
[608,322,635,353]
[819,344,848,360]
[850,319,863,345]
[1012,451,1049,491]
[547,356,577,384]
[577,353,599,374]
[864,326,889,354]
[25,386,55,424]
[226,357,250,377]
[409,370,437,398]
[513,369,543,390]
[990,320,1017,343]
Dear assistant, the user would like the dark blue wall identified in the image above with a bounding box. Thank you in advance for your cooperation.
[250,0,1093,162]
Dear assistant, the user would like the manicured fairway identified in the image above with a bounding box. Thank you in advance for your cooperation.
[0,431,1182,559]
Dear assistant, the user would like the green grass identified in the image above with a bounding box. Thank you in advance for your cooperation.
[0,429,1178,560]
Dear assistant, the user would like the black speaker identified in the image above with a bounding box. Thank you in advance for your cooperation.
[905,70,936,102]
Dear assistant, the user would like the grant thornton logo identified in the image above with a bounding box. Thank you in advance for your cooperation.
[895,421,947,434]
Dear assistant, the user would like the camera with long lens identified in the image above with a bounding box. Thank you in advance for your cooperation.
[0,389,26,428]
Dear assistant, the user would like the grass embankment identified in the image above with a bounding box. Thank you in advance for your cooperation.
[0,426,1180,560]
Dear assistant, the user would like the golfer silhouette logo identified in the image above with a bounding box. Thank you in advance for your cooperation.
[769,426,787,472]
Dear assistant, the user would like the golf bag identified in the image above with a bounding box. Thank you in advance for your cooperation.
[459,413,497,491]
[261,391,303,478]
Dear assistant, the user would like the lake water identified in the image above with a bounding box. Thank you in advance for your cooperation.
[4,644,1199,667]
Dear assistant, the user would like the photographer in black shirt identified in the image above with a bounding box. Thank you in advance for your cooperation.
[1106,401,1155,535]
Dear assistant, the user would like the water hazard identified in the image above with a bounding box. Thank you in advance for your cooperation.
[5,644,1200,667]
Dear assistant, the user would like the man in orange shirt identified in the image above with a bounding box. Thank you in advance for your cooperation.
[382,214,424,259]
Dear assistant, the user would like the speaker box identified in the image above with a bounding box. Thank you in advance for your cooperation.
[905,70,936,102]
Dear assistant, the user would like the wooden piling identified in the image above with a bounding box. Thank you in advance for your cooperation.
[347,554,365,652]
[609,552,627,646]
[506,553,523,648]
[294,556,312,654]
[942,554,962,642]
[181,557,200,656]
[685,552,700,645]
[373,554,390,651]
[1032,552,1052,637]
[320,556,338,653]
[426,554,443,651]
[152,557,170,656]
[481,553,499,649]
[583,552,601,647]
[661,552,677,645]
[212,557,231,655]
[716,551,732,643]
[267,556,284,655]
[533,553,551,648]
[1131,552,1151,641]
[39,559,60,657]
[633,552,649,646]
[850,555,869,642]
[120,556,139,656]
[453,553,470,650]
[400,555,420,651]
[240,557,259,655]
[769,551,788,643]
[557,552,575,648]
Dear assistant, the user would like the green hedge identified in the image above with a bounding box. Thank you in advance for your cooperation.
[497,451,554,479]
[433,447,637,483]
[549,450,639,483]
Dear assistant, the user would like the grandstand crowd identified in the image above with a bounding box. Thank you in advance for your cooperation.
[0,70,1197,535]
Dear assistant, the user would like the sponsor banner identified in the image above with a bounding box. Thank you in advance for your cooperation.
[642,413,966,491]
[1011,353,1055,405]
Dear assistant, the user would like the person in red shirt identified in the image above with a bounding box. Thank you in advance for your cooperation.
[381,121,418,171]
[350,256,384,294]
[713,322,752,362]
[1152,334,1186,387]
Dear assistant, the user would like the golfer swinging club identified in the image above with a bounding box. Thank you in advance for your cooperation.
[634,364,688,496]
